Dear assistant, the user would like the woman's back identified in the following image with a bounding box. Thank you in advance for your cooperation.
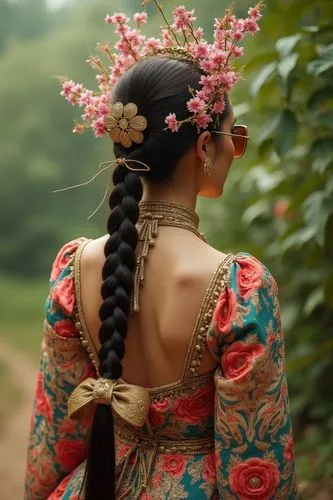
[25,2,297,499]
[80,226,226,388]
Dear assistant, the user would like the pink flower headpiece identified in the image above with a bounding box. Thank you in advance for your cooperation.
[60,0,263,138]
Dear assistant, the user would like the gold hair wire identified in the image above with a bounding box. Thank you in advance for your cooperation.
[52,158,150,220]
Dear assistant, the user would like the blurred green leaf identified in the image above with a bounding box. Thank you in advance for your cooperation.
[250,62,277,97]
[317,111,333,131]
[308,44,333,76]
[324,273,333,309]
[242,200,270,226]
[288,340,333,372]
[302,191,333,246]
[303,288,324,316]
[276,34,302,59]
[274,109,299,157]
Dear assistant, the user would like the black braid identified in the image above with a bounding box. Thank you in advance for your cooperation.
[84,162,143,500]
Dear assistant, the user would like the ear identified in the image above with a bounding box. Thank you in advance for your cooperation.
[196,131,212,163]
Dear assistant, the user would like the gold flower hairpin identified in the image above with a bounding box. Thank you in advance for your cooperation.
[104,102,148,148]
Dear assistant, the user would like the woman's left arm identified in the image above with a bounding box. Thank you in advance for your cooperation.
[24,240,96,500]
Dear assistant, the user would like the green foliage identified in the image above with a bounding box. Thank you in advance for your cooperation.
[205,0,333,481]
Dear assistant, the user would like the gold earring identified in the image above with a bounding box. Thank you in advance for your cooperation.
[204,156,213,177]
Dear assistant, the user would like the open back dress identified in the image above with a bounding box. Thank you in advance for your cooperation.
[25,237,297,499]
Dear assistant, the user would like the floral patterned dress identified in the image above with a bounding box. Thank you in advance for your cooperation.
[25,238,297,499]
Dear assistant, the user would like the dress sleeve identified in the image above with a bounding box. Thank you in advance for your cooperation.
[207,253,297,500]
[24,238,96,500]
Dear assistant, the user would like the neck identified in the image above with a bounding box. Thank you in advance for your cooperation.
[142,181,198,212]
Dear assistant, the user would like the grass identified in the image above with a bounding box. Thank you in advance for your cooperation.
[0,361,21,433]
[0,276,48,361]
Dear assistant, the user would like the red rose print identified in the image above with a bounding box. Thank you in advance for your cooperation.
[48,475,71,499]
[52,276,75,316]
[54,319,78,338]
[213,288,238,336]
[221,341,265,381]
[174,383,214,424]
[284,435,294,461]
[51,241,78,281]
[237,256,264,300]
[141,493,154,500]
[35,373,53,424]
[203,453,216,483]
[149,408,166,426]
[149,399,168,426]
[215,450,222,470]
[55,440,87,471]
[163,455,186,478]
[229,458,280,500]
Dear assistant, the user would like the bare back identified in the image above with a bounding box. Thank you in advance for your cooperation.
[79,226,227,388]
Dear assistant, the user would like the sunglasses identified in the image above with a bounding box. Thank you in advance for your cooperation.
[212,125,249,159]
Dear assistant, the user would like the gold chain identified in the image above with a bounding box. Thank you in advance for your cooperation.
[131,200,206,312]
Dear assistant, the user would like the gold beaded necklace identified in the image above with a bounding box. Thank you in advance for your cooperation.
[132,200,206,312]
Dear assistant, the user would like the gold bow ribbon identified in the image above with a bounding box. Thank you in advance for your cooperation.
[68,377,150,428]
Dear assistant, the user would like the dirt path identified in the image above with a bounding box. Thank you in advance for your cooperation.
[0,340,36,500]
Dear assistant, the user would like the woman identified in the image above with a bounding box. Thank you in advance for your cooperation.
[25,3,297,499]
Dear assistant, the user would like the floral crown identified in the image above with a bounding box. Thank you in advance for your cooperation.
[60,0,263,146]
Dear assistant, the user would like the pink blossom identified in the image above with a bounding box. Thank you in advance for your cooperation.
[214,99,226,114]
[97,102,109,116]
[187,96,206,113]
[60,80,76,98]
[195,27,204,39]
[214,28,226,47]
[196,89,210,100]
[195,113,212,130]
[233,30,244,41]
[116,39,131,56]
[194,42,209,59]
[218,71,239,90]
[210,49,228,67]
[172,6,196,31]
[232,46,244,57]
[105,13,129,25]
[126,29,144,47]
[60,81,83,105]
[82,103,98,121]
[78,89,94,107]
[115,23,129,36]
[96,74,108,85]
[145,37,162,52]
[161,29,173,47]
[200,59,214,73]
[92,117,105,138]
[231,19,245,31]
[248,6,262,21]
[134,12,148,26]
[244,18,260,34]
[165,113,179,133]
[200,74,216,92]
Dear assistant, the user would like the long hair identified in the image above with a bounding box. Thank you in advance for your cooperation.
[83,56,230,500]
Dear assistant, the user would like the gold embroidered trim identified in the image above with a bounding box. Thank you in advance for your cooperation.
[72,238,100,373]
[116,425,214,455]
[182,253,236,380]
[149,371,214,402]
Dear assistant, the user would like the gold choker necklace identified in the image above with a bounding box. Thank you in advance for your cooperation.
[132,200,206,312]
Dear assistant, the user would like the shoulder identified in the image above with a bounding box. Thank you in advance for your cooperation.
[46,237,89,326]
[229,252,278,300]
[50,237,89,284]
[207,252,280,358]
